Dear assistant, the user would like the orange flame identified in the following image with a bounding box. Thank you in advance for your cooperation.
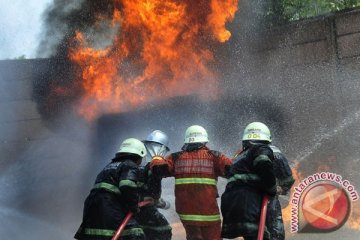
[347,201,360,230]
[282,162,301,232]
[68,0,239,120]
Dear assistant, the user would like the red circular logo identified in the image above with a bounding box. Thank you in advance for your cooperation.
[301,182,351,231]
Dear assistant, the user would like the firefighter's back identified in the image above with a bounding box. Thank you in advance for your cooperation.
[171,147,222,225]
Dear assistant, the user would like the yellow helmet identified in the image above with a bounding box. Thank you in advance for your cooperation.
[242,122,272,142]
[117,138,147,157]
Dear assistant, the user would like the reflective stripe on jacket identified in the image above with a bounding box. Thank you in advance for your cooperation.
[227,173,260,183]
[161,146,232,226]
[221,144,276,239]
[175,177,217,185]
[74,159,143,240]
[93,182,121,194]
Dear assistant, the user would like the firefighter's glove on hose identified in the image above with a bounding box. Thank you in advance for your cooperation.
[143,197,156,206]
[276,186,284,195]
[156,198,171,210]
[131,199,153,213]
[150,156,165,168]
[129,205,140,214]
[150,156,168,177]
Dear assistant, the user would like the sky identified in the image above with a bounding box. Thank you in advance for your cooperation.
[0,0,52,60]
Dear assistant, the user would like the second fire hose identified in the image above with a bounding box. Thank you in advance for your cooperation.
[257,195,269,240]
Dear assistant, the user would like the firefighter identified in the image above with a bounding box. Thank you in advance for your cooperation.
[135,130,172,240]
[74,138,147,240]
[151,125,232,240]
[267,145,295,240]
[221,122,277,240]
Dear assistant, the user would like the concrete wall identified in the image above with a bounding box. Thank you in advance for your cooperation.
[0,60,51,168]
[0,60,91,239]
[225,8,360,169]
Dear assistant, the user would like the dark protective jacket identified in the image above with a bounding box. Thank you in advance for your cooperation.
[221,143,277,240]
[270,145,295,194]
[151,145,232,226]
[135,163,172,240]
[138,163,162,200]
[74,158,144,240]
[266,145,295,240]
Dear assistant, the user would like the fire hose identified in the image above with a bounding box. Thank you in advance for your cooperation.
[112,198,170,240]
[257,195,269,240]
[111,200,152,240]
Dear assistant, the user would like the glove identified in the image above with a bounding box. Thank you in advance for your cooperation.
[150,156,166,169]
[152,165,169,177]
[156,198,171,210]
[129,205,140,214]
[143,197,155,206]
[150,156,169,177]
[276,186,284,195]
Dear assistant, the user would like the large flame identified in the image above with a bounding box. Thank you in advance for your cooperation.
[68,0,239,120]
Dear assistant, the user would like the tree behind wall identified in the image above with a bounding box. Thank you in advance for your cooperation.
[266,0,360,25]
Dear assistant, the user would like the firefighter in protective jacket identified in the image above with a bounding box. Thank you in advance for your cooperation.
[267,145,295,240]
[74,138,147,240]
[135,130,172,240]
[151,125,232,240]
[221,122,277,240]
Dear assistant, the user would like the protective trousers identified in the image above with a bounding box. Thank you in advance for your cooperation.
[266,197,285,240]
[135,205,172,240]
[183,223,221,240]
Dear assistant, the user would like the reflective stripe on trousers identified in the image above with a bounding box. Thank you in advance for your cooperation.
[82,227,144,237]
[178,214,221,222]
[175,177,217,185]
[141,225,172,231]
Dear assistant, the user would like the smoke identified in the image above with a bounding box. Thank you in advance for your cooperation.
[0,1,52,60]
[35,0,241,120]
[0,59,96,238]
[37,0,113,58]
[34,1,119,120]
[34,1,118,121]
[0,110,93,239]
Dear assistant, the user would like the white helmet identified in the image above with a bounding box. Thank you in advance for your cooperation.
[184,125,209,144]
[117,138,147,158]
[242,122,272,142]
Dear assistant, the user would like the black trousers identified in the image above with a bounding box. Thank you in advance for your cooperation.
[135,205,172,240]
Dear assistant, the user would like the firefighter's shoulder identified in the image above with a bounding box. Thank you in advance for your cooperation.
[208,150,221,157]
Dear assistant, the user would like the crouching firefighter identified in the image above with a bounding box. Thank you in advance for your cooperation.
[221,122,277,240]
[135,130,172,240]
[267,145,295,240]
[74,138,147,240]
[151,125,232,240]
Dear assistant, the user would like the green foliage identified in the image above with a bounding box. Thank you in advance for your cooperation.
[266,0,360,24]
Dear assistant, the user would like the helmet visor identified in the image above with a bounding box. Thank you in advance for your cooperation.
[144,141,169,158]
